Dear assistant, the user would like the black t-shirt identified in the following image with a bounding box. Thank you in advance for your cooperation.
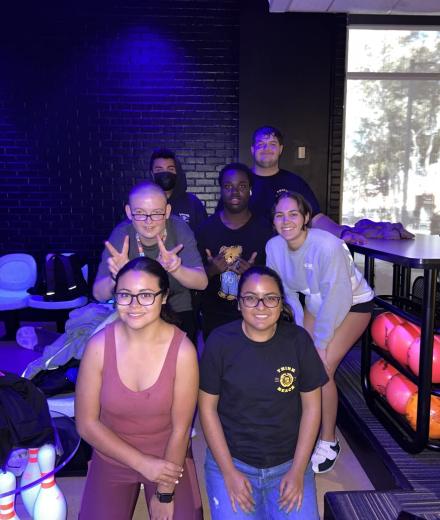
[200,320,329,468]
[249,169,321,223]
[195,213,274,334]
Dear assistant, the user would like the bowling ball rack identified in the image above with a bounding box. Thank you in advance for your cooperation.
[349,235,440,453]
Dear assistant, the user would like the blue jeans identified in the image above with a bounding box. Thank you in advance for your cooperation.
[204,449,319,520]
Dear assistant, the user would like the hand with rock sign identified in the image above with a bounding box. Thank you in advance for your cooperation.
[105,235,130,280]
[230,251,257,275]
[205,248,229,277]
[156,234,183,273]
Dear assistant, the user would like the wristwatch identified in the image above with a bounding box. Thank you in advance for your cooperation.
[155,491,175,503]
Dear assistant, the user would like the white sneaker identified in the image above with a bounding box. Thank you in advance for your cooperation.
[311,439,341,473]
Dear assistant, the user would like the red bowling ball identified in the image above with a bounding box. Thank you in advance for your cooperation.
[385,373,417,415]
[370,312,403,350]
[369,359,399,396]
[388,321,420,366]
[407,335,440,384]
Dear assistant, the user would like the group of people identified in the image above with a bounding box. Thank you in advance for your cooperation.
[75,126,411,519]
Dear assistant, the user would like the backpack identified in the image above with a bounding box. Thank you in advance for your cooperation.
[28,253,88,302]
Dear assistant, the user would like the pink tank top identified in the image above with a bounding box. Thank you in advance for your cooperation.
[97,321,185,464]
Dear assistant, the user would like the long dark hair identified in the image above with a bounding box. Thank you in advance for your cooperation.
[237,265,294,323]
[114,257,178,325]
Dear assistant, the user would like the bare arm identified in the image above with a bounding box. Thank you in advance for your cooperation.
[156,235,208,290]
[312,213,414,242]
[149,336,199,519]
[92,274,115,301]
[279,388,322,513]
[92,236,130,301]
[198,390,255,513]
[157,336,199,494]
[169,264,208,290]
[75,332,182,486]
[311,213,365,244]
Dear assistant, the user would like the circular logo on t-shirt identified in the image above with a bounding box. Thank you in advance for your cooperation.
[274,366,296,393]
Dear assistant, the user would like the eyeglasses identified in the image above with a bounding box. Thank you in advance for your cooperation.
[115,291,163,306]
[131,212,166,222]
[239,295,281,308]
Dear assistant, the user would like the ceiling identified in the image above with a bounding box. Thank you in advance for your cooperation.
[268,0,440,16]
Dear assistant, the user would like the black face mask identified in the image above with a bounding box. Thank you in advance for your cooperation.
[154,171,177,191]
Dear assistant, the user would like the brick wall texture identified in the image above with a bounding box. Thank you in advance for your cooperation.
[0,1,239,270]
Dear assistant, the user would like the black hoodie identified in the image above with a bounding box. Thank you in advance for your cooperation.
[150,157,207,232]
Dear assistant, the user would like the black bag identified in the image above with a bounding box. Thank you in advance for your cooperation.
[31,358,79,397]
[0,371,54,468]
[29,253,88,302]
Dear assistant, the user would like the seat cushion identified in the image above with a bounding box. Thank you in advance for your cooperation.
[27,295,88,310]
[0,254,37,291]
[0,289,29,310]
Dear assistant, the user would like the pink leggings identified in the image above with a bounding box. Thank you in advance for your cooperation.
[79,451,203,520]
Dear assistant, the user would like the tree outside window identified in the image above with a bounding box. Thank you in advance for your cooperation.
[342,28,440,235]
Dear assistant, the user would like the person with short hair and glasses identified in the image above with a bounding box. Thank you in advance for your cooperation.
[267,191,374,474]
[199,265,328,519]
[93,181,207,342]
[77,257,203,519]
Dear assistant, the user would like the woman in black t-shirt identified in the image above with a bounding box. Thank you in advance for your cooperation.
[199,266,328,520]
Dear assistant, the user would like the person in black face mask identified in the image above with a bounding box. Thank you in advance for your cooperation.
[149,148,208,232]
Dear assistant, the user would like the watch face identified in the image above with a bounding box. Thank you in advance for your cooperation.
[156,492,174,503]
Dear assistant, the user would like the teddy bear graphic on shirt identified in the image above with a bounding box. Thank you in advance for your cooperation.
[218,245,242,301]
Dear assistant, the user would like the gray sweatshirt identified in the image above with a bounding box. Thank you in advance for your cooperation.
[266,228,374,349]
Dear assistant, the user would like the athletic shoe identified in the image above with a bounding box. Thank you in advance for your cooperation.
[311,439,341,473]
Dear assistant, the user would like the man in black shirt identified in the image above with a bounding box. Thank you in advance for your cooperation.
[196,163,274,339]
[250,125,413,242]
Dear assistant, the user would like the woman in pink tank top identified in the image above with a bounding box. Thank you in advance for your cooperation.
[76,257,202,519]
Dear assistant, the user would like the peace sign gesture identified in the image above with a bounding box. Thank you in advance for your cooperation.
[105,235,129,280]
[156,234,183,273]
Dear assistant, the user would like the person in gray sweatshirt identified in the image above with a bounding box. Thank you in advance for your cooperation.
[266,191,374,475]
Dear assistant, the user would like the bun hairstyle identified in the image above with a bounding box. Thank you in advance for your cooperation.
[237,265,294,323]
[114,257,179,325]
[271,191,312,230]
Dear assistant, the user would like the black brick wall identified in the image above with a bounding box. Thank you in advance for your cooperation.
[0,1,239,271]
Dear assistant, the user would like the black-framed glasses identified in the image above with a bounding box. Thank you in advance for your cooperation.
[115,291,163,306]
[239,295,281,308]
[131,212,166,222]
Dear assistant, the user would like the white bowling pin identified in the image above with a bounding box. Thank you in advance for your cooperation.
[33,444,67,520]
[20,448,41,516]
[0,470,20,520]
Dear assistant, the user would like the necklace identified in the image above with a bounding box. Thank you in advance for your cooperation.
[135,228,167,257]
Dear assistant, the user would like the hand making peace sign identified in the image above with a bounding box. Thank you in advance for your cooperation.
[156,234,183,273]
[105,235,130,280]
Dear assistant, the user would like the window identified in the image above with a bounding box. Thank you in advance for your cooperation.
[342,27,440,235]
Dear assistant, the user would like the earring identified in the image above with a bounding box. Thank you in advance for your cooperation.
[250,190,253,196]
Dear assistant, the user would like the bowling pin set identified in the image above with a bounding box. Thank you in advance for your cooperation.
[0,444,67,520]
[369,311,440,439]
